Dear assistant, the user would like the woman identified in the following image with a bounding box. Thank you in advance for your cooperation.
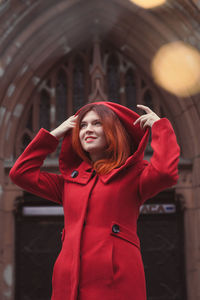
[9,101,180,300]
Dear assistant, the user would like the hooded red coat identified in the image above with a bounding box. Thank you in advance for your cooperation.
[9,102,180,300]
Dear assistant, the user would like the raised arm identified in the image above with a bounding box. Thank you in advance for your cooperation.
[9,115,77,204]
[9,129,64,204]
[134,105,180,203]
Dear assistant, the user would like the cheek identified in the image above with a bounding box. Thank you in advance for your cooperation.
[79,131,84,146]
[101,131,107,147]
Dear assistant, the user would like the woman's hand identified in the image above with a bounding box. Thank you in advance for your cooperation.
[133,105,160,129]
[50,115,78,139]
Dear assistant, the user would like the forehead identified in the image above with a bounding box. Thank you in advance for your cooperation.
[81,110,100,121]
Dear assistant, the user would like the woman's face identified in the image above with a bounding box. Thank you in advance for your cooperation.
[79,110,107,162]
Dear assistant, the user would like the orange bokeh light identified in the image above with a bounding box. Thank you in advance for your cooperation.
[130,0,166,9]
[151,41,200,97]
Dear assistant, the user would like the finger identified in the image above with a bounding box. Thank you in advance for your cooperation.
[140,117,150,128]
[137,104,153,114]
[134,115,145,125]
[71,115,78,120]
[133,118,141,126]
[69,115,78,124]
[134,115,149,125]
[142,120,150,128]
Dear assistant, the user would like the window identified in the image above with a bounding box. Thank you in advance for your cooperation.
[16,42,161,157]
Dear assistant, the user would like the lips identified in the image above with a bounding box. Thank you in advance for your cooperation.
[85,136,97,142]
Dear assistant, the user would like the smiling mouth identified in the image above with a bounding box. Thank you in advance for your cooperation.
[85,136,97,142]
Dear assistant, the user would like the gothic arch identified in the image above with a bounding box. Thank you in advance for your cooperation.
[1,1,200,300]
[0,0,199,164]
[0,2,199,211]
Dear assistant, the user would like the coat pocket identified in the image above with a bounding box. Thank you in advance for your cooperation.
[110,221,140,250]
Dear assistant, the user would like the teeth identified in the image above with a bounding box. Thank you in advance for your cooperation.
[86,137,95,141]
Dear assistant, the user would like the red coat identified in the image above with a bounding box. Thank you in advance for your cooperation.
[9,102,180,300]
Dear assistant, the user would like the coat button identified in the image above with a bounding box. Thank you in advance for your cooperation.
[71,170,79,178]
[112,224,120,233]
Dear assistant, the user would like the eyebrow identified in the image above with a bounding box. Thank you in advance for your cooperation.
[81,118,101,123]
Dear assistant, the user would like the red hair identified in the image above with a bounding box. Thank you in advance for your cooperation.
[72,104,131,175]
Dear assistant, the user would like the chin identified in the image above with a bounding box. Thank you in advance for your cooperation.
[87,147,97,154]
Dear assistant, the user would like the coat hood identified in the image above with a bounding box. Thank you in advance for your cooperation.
[59,102,150,179]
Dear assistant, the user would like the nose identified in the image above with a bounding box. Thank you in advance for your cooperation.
[85,123,94,133]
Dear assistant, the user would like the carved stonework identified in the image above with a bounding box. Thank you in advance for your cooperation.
[0,0,9,14]
[191,0,200,9]
[175,169,193,209]
[12,41,161,159]
[176,170,192,189]
[89,36,107,102]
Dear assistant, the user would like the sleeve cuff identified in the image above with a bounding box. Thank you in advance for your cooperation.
[151,118,172,131]
[33,128,60,152]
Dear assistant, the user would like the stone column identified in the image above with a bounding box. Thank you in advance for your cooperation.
[176,162,200,300]
[0,178,22,300]
[190,157,200,300]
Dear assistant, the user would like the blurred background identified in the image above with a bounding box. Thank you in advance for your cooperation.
[0,0,200,299]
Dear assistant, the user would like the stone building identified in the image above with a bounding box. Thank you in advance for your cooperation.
[0,0,200,299]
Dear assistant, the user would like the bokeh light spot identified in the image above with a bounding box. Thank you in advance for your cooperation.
[151,41,200,97]
[130,0,166,9]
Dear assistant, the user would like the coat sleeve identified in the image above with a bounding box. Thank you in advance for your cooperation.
[138,118,180,204]
[9,128,64,204]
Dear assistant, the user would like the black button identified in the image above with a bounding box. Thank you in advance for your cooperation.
[71,170,79,178]
[112,224,120,233]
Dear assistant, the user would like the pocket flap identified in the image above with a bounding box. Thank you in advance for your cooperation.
[110,221,140,249]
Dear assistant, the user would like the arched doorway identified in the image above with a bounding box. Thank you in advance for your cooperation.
[13,40,186,300]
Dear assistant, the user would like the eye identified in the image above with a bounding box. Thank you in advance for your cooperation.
[94,120,102,126]
[80,122,87,129]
